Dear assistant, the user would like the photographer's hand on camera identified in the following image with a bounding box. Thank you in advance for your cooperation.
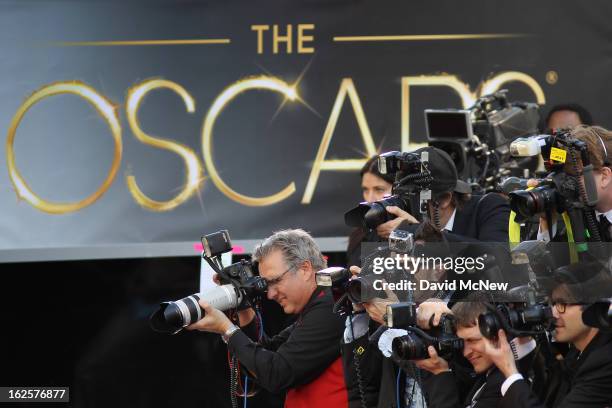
[364,298,395,325]
[375,206,419,239]
[211,273,256,326]
[186,301,235,335]
[414,346,451,375]
[417,299,453,329]
[525,178,560,241]
[482,329,519,379]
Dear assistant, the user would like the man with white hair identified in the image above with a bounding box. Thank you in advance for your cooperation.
[188,229,348,407]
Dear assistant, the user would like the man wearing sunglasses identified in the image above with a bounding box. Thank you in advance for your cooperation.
[187,229,348,407]
[481,263,612,408]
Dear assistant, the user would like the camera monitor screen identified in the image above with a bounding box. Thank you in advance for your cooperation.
[425,110,473,140]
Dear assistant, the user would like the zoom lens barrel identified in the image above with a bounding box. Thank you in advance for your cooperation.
[150,284,241,334]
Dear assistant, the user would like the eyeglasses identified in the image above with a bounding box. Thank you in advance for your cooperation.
[264,267,292,289]
[551,301,583,314]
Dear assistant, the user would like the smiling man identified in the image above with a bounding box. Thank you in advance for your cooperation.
[482,263,612,408]
[187,229,348,407]
[414,293,542,408]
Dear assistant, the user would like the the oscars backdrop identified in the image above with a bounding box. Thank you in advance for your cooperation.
[2,0,611,261]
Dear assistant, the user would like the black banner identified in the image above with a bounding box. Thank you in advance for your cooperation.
[1,0,611,261]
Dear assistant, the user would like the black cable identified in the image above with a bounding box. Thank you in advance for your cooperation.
[395,172,433,189]
[479,152,491,186]
[348,313,369,408]
[569,148,602,242]
[230,355,238,408]
[432,201,442,231]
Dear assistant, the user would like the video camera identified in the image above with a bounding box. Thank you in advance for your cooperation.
[426,90,540,191]
[150,230,267,334]
[345,150,433,229]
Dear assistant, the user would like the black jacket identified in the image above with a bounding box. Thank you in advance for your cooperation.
[341,323,385,408]
[445,192,510,243]
[500,331,612,408]
[426,368,503,408]
[227,287,345,393]
[424,347,546,408]
[396,192,510,243]
[342,193,512,407]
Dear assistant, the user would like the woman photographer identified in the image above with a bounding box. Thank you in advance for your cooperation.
[346,155,395,267]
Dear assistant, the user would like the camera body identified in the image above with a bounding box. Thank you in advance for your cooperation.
[150,230,267,334]
[478,302,554,340]
[315,265,388,304]
[507,129,604,248]
[508,175,578,222]
[392,314,464,361]
[345,151,432,229]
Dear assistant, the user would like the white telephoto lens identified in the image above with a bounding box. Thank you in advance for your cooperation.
[199,284,242,311]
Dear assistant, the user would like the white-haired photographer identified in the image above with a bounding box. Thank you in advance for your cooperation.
[187,229,348,408]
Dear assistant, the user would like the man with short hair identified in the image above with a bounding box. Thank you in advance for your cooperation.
[482,265,612,408]
[188,229,348,407]
[415,293,542,408]
[536,126,612,245]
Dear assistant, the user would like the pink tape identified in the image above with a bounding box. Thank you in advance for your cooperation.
[193,243,245,254]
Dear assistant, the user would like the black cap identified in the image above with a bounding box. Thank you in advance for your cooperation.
[412,147,471,195]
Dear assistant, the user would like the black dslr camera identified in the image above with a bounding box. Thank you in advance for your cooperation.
[150,230,267,334]
[345,150,433,229]
[508,129,604,249]
[478,302,554,341]
[392,313,464,361]
[316,230,417,310]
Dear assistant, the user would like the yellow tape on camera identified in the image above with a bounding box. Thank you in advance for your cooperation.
[550,147,567,163]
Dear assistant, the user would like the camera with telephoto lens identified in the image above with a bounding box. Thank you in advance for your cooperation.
[508,176,573,221]
[508,129,605,247]
[426,90,540,191]
[150,230,267,334]
[478,302,555,341]
[392,314,464,361]
[345,151,432,229]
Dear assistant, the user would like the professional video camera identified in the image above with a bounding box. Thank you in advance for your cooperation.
[345,150,433,229]
[508,129,604,248]
[426,90,540,191]
[391,312,464,361]
[150,230,267,334]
